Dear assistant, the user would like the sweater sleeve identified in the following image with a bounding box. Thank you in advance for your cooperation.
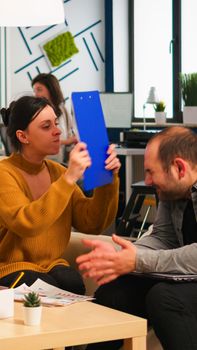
[0,166,76,237]
[72,174,119,234]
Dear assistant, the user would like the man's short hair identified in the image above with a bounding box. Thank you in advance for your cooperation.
[148,126,197,171]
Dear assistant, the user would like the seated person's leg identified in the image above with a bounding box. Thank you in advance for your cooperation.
[0,266,85,295]
[0,270,59,288]
[146,281,197,350]
[49,265,86,295]
[86,274,158,350]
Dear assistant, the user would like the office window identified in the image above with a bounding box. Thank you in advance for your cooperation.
[113,0,129,91]
[134,0,172,119]
[182,0,197,74]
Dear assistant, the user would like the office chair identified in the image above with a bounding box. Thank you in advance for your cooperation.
[116,181,159,238]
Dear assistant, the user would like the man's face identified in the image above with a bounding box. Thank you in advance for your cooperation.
[144,140,189,200]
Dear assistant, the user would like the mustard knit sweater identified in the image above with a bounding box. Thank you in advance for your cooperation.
[0,153,119,278]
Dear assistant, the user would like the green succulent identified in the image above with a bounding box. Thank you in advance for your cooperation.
[154,101,166,112]
[180,72,197,106]
[23,291,41,307]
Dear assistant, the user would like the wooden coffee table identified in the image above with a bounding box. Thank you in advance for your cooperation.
[0,301,147,350]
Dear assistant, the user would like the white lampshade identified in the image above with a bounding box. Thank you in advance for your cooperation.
[146,87,159,104]
[0,0,64,26]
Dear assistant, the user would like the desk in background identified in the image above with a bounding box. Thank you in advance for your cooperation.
[116,147,145,203]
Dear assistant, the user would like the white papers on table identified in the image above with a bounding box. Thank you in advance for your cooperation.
[14,278,93,306]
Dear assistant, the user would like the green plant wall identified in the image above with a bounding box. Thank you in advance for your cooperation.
[43,31,79,67]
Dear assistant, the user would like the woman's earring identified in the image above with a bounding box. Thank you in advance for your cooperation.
[26,141,29,144]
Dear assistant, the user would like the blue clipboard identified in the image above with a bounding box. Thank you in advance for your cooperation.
[71,90,113,191]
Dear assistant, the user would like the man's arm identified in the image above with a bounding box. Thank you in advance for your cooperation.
[76,200,179,285]
[77,199,197,284]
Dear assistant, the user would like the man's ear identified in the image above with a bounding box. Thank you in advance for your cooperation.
[173,157,186,178]
[15,130,29,145]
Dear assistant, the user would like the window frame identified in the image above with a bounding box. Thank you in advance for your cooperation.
[104,0,183,123]
[131,0,182,123]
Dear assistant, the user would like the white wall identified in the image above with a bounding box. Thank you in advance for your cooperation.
[3,0,105,109]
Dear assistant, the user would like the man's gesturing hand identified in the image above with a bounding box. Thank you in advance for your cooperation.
[76,234,137,285]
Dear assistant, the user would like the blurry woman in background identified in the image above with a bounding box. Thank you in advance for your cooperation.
[32,73,76,163]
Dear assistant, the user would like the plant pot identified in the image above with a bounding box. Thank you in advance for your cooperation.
[183,106,197,124]
[23,306,42,326]
[154,111,166,125]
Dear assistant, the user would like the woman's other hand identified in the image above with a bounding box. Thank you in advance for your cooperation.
[105,144,121,174]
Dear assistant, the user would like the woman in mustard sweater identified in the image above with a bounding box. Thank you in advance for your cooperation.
[0,96,120,294]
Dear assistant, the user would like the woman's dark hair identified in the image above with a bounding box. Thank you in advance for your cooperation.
[31,73,64,117]
[0,96,52,151]
[0,101,16,127]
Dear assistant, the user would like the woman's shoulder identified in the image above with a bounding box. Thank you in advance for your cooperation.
[0,155,8,162]
[0,155,21,180]
[0,155,12,169]
[0,155,66,175]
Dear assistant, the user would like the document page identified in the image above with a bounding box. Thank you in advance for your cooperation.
[14,278,93,306]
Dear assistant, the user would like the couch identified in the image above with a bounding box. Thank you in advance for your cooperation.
[63,231,163,350]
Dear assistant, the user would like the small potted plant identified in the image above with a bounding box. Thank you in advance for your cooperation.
[180,72,197,124]
[23,291,42,326]
[154,101,166,124]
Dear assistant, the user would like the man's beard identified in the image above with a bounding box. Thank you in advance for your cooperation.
[156,185,190,201]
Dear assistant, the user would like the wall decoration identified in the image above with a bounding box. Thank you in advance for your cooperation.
[41,31,79,68]
[4,0,105,108]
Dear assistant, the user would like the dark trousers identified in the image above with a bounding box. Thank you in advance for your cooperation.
[0,265,85,295]
[86,274,197,350]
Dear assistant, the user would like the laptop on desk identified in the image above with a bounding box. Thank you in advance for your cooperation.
[131,271,197,282]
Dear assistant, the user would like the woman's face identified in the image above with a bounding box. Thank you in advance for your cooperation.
[21,105,61,157]
[33,82,51,102]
